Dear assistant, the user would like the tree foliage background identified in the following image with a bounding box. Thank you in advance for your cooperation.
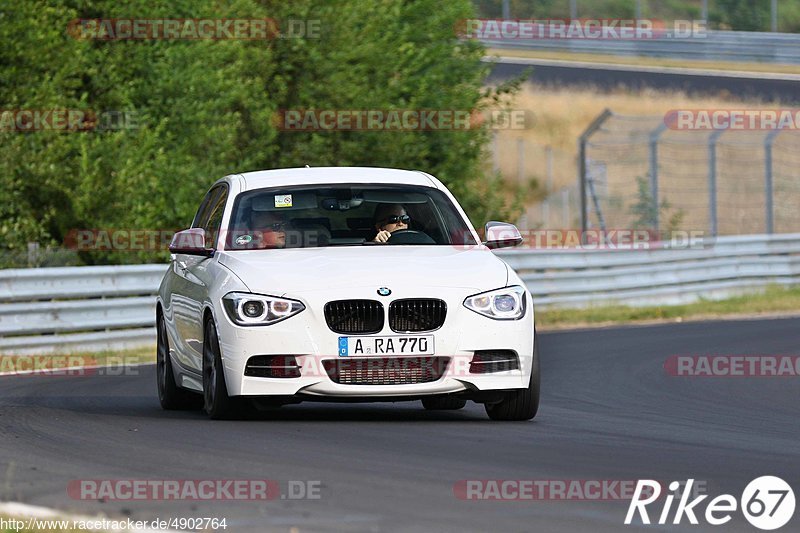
[1,0,519,265]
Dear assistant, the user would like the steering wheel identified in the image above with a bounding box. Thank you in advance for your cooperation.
[387,229,435,245]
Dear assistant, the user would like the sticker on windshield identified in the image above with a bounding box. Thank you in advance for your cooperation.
[235,234,252,246]
[275,194,293,208]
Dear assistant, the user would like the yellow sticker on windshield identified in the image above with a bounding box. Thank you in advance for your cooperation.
[275,194,292,208]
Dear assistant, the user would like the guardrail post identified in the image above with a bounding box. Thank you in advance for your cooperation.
[649,123,668,235]
[708,129,724,237]
[579,108,613,240]
[764,129,782,234]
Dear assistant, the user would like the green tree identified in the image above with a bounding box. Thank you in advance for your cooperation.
[1,0,517,265]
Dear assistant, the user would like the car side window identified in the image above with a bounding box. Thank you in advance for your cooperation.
[192,188,218,229]
[202,186,228,249]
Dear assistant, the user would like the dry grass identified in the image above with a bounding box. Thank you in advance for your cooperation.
[486,47,800,76]
[537,285,800,329]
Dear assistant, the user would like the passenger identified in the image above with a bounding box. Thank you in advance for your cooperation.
[251,210,287,249]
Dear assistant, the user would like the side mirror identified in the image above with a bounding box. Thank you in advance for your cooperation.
[169,228,215,257]
[483,221,523,250]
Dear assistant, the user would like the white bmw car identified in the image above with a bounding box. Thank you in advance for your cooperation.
[157,167,539,420]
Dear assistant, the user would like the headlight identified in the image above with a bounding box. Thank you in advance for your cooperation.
[463,286,526,320]
[222,292,305,326]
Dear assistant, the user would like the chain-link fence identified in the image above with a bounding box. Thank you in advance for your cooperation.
[490,135,582,230]
[493,111,800,236]
[574,110,800,236]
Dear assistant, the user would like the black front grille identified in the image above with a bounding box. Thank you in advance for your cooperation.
[323,357,450,385]
[324,300,384,334]
[389,299,447,332]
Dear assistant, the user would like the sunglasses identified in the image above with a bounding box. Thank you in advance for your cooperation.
[381,214,410,225]
[261,222,287,231]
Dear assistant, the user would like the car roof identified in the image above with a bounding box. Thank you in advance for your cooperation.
[234,167,438,191]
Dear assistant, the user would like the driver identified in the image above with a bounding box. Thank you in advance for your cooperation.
[372,203,410,244]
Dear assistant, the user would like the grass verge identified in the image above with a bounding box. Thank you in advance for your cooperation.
[537,285,800,329]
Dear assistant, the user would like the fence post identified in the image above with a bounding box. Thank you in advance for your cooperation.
[764,129,782,234]
[648,123,668,235]
[27,242,40,267]
[492,132,499,174]
[708,129,725,237]
[579,108,613,238]
[543,145,553,226]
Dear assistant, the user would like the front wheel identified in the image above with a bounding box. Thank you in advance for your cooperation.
[485,339,540,421]
[203,319,236,419]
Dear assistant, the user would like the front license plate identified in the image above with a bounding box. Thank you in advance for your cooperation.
[338,335,434,357]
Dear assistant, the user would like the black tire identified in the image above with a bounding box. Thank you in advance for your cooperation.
[157,312,202,410]
[485,339,540,421]
[203,318,237,419]
[422,397,467,410]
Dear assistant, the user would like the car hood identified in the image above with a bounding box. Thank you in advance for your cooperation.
[216,246,509,295]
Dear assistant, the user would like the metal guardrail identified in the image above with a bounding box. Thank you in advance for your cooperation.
[0,265,166,355]
[481,30,800,65]
[496,234,800,307]
[1,234,798,354]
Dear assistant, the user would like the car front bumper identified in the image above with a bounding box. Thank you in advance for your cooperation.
[214,286,535,399]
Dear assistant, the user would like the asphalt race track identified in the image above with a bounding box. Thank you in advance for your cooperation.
[487,57,800,104]
[1,318,798,532]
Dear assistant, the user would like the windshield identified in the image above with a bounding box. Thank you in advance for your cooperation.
[224,184,478,249]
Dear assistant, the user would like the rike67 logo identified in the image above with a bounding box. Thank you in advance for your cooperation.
[625,477,795,530]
